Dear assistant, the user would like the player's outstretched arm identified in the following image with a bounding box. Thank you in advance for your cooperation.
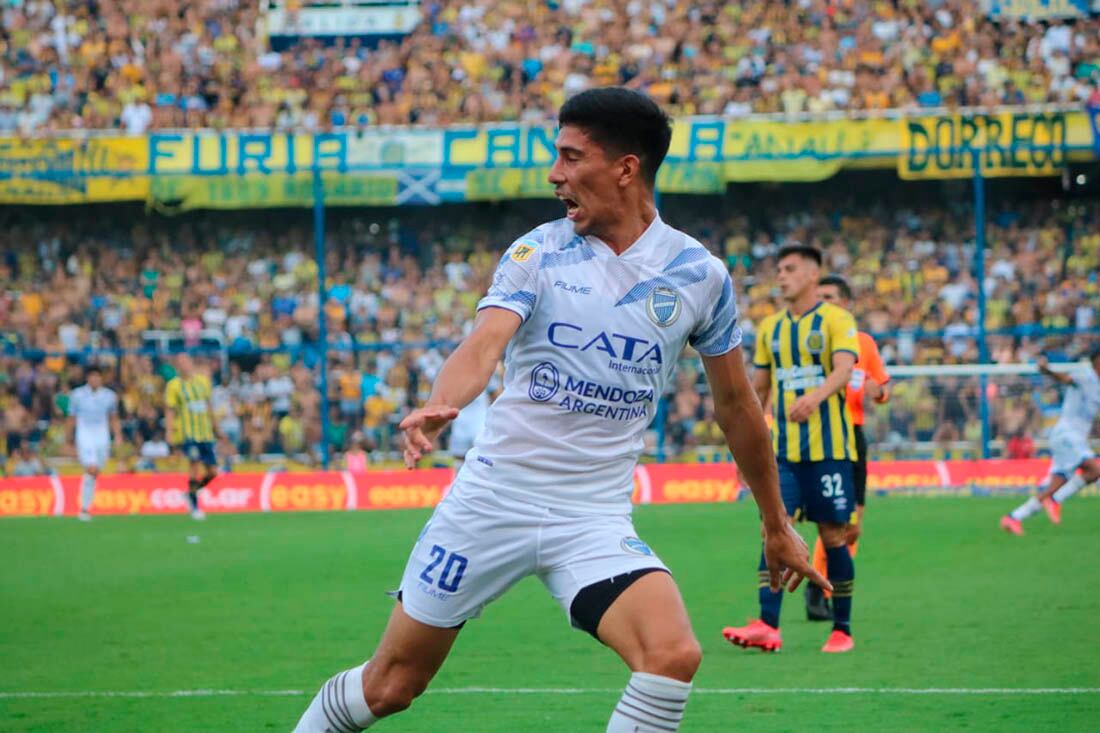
[399,307,521,468]
[1037,356,1074,386]
[702,348,831,593]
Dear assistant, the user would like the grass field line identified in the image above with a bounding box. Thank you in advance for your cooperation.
[3,687,1100,700]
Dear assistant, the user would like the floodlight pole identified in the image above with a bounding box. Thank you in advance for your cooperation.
[313,166,332,469]
[971,149,991,460]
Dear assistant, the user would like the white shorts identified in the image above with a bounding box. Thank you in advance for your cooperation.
[1049,425,1094,478]
[397,481,668,629]
[77,437,110,469]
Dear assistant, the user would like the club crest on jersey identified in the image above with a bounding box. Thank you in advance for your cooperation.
[646,287,681,327]
[510,243,536,263]
[805,330,825,353]
[528,361,560,402]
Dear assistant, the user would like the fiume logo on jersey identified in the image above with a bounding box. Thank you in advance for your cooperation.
[646,287,681,327]
[529,362,560,402]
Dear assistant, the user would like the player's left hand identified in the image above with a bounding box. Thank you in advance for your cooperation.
[398,405,460,469]
[763,521,833,593]
[787,394,820,423]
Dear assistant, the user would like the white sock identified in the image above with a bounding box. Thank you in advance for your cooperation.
[80,474,95,512]
[1053,474,1088,504]
[607,672,692,732]
[294,662,377,732]
[1010,496,1042,522]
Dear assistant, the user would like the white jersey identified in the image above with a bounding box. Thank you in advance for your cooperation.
[70,385,118,443]
[458,214,741,514]
[1055,367,1100,435]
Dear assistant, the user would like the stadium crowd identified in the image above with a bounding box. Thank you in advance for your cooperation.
[2,0,1100,134]
[2,188,1097,470]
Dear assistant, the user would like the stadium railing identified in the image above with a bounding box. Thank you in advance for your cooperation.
[668,354,1099,463]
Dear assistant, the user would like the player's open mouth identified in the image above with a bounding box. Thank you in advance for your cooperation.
[559,195,580,219]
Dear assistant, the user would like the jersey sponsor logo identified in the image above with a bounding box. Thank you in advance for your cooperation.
[561,376,653,405]
[805,330,824,353]
[529,361,561,402]
[553,280,592,295]
[621,536,654,556]
[529,368,653,421]
[776,365,825,392]
[546,322,664,367]
[556,396,648,420]
[510,243,535,263]
[646,287,681,327]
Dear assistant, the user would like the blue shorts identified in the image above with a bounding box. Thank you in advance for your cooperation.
[181,441,217,467]
[778,459,855,525]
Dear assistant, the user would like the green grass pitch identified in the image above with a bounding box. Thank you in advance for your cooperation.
[2,497,1099,731]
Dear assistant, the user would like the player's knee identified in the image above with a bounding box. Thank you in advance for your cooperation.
[641,636,702,682]
[819,522,847,548]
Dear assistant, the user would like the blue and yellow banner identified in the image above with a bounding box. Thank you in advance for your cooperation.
[899,110,1094,179]
[0,137,147,204]
[984,0,1089,20]
[0,110,1095,207]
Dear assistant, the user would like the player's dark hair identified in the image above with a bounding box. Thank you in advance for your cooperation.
[558,87,672,188]
[84,364,102,377]
[776,244,823,267]
[819,274,853,301]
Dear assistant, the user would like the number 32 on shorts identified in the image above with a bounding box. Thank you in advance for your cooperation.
[820,473,843,498]
[419,545,469,593]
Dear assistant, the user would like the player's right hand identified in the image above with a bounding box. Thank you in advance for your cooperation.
[763,521,832,594]
[398,405,460,469]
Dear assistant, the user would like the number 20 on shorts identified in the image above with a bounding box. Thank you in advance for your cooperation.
[419,545,469,593]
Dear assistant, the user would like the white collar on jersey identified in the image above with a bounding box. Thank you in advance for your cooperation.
[585,212,667,263]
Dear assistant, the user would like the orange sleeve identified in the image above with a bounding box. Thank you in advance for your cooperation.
[863,334,889,385]
[858,333,890,405]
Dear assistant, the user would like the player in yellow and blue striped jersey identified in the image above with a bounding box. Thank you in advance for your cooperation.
[723,244,860,654]
[164,354,217,520]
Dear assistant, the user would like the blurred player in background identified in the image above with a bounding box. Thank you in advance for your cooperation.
[69,365,121,521]
[344,433,369,474]
[723,245,859,654]
[1001,350,1100,535]
[294,87,825,733]
[446,377,498,469]
[164,354,216,520]
[804,275,890,621]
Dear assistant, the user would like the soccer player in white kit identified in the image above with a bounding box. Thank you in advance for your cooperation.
[1002,349,1100,535]
[68,365,122,521]
[294,88,828,733]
